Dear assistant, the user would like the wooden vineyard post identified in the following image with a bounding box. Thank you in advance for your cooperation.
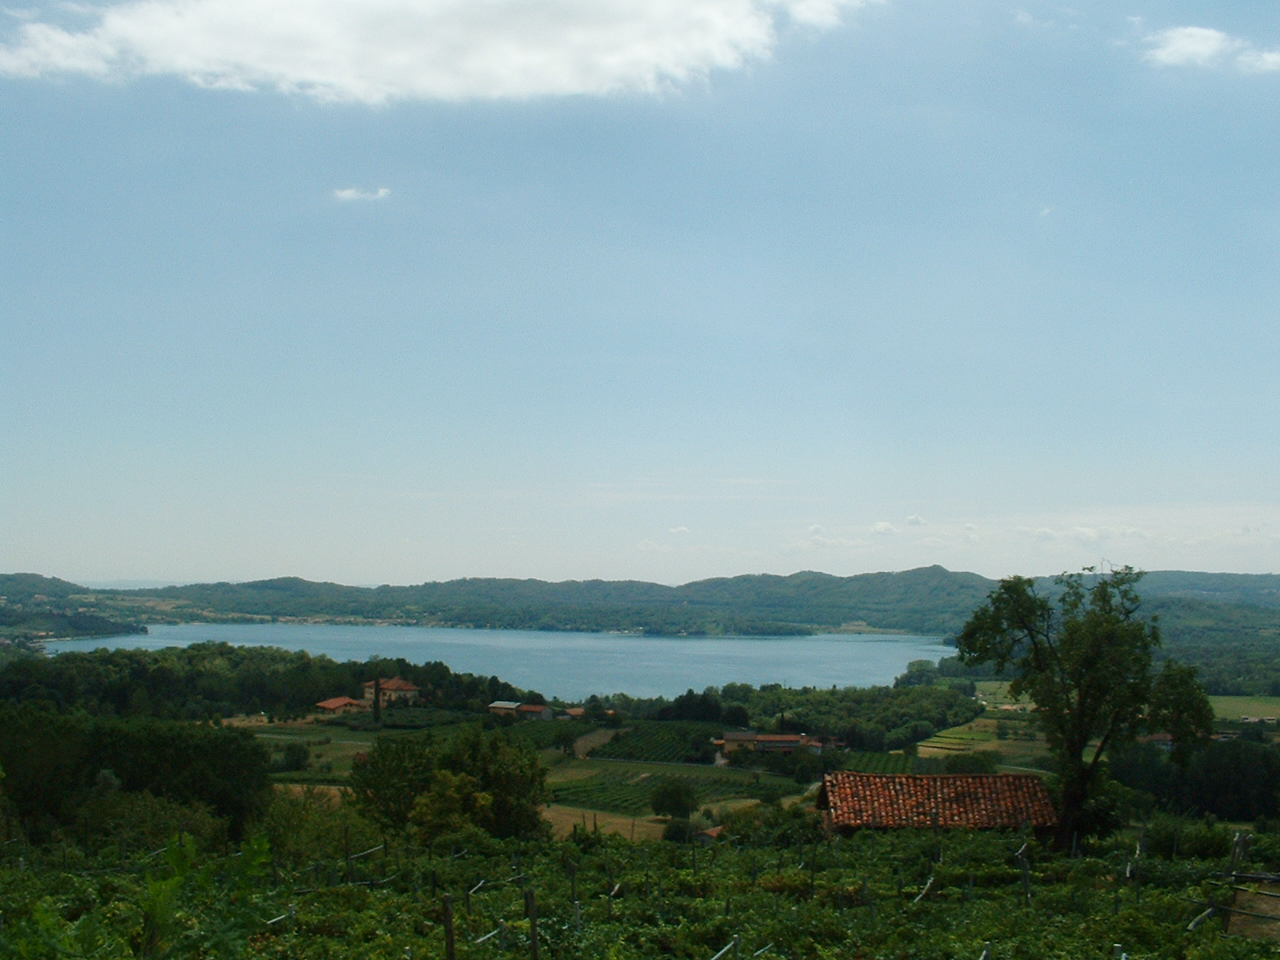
[442,895,456,960]
[524,888,540,960]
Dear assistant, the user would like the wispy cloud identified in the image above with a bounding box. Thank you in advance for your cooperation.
[1144,26,1280,73]
[334,186,390,202]
[0,0,869,104]
[792,524,858,549]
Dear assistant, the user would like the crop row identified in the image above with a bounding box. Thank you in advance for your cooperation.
[588,721,724,764]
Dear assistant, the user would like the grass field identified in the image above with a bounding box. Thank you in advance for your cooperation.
[255,720,374,782]
[545,757,797,816]
[542,805,667,841]
[1208,696,1280,721]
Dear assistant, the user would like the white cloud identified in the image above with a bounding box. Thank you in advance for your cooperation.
[791,524,858,549]
[1144,26,1280,73]
[334,186,390,201]
[0,0,869,104]
[872,521,897,535]
[905,514,925,526]
[668,526,691,534]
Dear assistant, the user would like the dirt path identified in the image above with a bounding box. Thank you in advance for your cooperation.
[573,726,627,759]
[1228,883,1280,940]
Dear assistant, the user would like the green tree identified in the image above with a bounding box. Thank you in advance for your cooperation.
[408,769,493,840]
[956,566,1212,847]
[346,736,436,831]
[432,726,548,839]
[553,724,579,756]
[650,776,697,819]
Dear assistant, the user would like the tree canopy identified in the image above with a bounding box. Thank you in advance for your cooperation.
[348,726,548,841]
[956,566,1213,847]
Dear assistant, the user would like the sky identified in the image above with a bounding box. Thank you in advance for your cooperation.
[2,0,1279,588]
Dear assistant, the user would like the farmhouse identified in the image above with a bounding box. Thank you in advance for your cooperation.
[362,677,420,707]
[487,700,554,720]
[315,696,364,714]
[717,731,824,755]
[818,772,1057,833]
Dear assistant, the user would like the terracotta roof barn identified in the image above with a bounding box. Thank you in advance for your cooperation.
[818,773,1057,832]
[315,696,364,713]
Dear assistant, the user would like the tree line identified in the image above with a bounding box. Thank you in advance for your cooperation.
[0,641,534,720]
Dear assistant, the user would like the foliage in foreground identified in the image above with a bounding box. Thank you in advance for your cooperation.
[2,800,1279,960]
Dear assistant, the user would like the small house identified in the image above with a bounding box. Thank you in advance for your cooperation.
[488,700,521,717]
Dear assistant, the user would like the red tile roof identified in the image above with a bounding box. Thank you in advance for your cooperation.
[819,773,1057,831]
[315,696,363,711]
[363,677,419,692]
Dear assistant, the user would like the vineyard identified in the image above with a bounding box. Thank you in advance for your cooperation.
[587,721,726,764]
[4,805,1279,959]
[549,765,795,816]
[842,752,930,775]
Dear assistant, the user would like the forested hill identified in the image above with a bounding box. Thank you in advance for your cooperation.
[3,567,1277,646]
[0,566,991,637]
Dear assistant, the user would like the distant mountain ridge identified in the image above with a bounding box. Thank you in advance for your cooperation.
[3,566,1277,642]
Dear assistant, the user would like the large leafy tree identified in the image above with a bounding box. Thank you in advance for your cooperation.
[956,566,1212,847]
[351,726,548,839]
[347,736,436,830]
[650,776,697,820]
[430,726,548,839]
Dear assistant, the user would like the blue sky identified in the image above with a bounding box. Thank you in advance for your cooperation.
[3,0,1278,586]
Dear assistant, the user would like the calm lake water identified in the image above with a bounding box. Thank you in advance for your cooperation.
[44,624,950,700]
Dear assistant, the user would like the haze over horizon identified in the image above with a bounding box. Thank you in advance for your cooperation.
[4,1,1278,587]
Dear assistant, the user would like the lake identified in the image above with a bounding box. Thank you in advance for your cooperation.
[43,624,951,701]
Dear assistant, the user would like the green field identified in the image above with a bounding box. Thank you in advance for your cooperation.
[546,758,796,815]
[1208,696,1280,721]
[587,720,724,763]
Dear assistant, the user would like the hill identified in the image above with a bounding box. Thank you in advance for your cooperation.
[3,566,1274,643]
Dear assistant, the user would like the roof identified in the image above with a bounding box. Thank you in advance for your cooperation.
[489,700,521,710]
[819,773,1057,831]
[363,677,419,692]
[315,696,363,710]
[517,703,551,713]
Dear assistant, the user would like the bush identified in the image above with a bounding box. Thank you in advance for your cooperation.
[662,818,694,842]
[1144,814,1233,860]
